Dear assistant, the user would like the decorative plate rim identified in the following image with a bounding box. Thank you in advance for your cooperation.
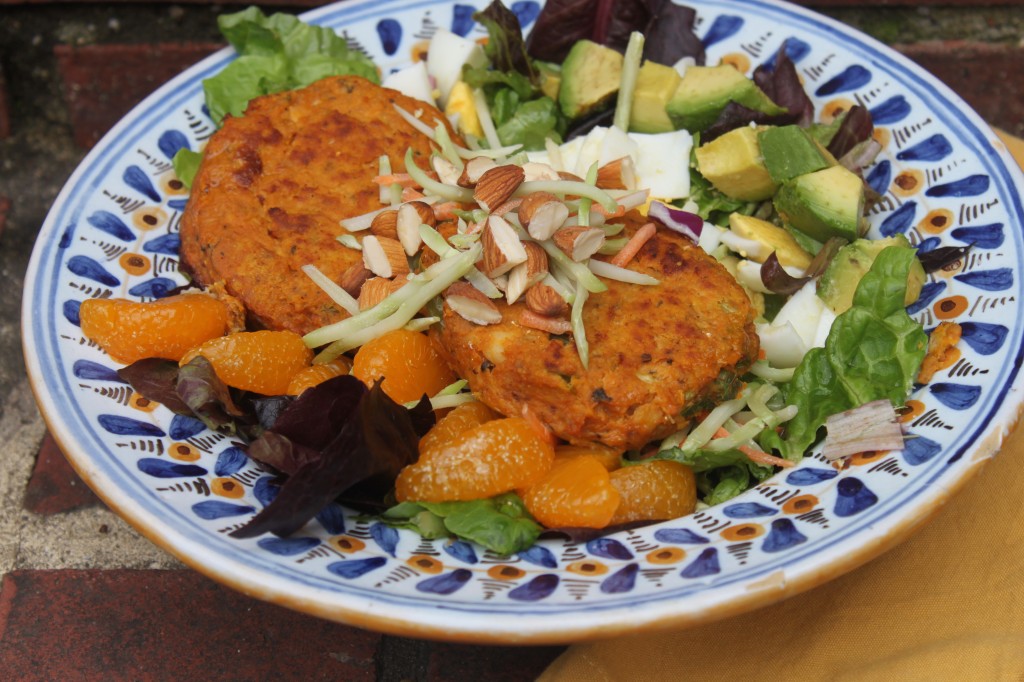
[21,0,1024,643]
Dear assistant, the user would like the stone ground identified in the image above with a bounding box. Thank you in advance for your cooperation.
[0,0,1021,679]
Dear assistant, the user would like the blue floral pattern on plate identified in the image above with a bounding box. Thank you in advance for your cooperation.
[22,0,1024,641]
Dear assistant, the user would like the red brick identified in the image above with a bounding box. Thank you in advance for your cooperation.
[894,40,1024,138]
[0,196,9,238]
[0,569,380,681]
[23,432,101,515]
[55,42,222,149]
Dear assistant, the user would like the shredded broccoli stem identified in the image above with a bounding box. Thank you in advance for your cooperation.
[433,123,465,172]
[602,222,627,237]
[418,224,501,298]
[403,316,440,332]
[598,237,629,255]
[578,162,599,227]
[704,417,769,452]
[588,259,659,285]
[541,273,574,303]
[301,264,359,316]
[514,180,618,213]
[471,88,504,150]
[613,32,645,131]
[508,220,607,293]
[378,155,402,206]
[404,148,474,203]
[680,395,748,453]
[749,360,795,383]
[571,280,590,369]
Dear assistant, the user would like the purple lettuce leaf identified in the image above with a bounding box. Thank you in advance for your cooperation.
[827,105,874,159]
[117,358,194,415]
[474,0,537,81]
[753,42,814,127]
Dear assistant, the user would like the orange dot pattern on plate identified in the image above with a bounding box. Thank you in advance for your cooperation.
[608,460,697,525]
[168,442,200,462]
[720,523,765,541]
[647,547,686,565]
[212,477,245,499]
[553,443,623,471]
[566,560,609,576]
[286,357,353,396]
[418,401,499,456]
[719,52,750,73]
[160,172,188,196]
[850,450,888,466]
[132,206,167,231]
[129,392,158,412]
[406,555,444,574]
[487,565,526,581]
[920,208,954,234]
[821,98,855,124]
[330,536,366,554]
[934,295,968,320]
[891,169,924,196]
[872,127,891,149]
[181,330,313,396]
[395,417,554,502]
[899,399,926,423]
[523,456,620,529]
[781,494,818,515]
[79,293,232,364]
[352,329,457,404]
[118,252,151,276]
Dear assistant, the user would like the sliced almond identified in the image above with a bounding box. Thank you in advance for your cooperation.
[457,156,498,187]
[370,209,399,240]
[358,277,404,310]
[525,283,569,317]
[339,263,374,298]
[362,235,410,278]
[481,214,528,277]
[553,226,606,261]
[490,197,523,217]
[396,201,436,256]
[520,309,572,335]
[431,155,462,185]
[595,157,638,190]
[518,191,569,241]
[557,171,585,183]
[505,242,549,304]
[521,161,560,182]
[474,164,525,212]
[445,281,502,325]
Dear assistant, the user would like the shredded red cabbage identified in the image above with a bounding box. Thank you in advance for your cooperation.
[648,201,703,242]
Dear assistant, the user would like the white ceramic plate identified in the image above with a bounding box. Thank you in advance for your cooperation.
[23,0,1024,643]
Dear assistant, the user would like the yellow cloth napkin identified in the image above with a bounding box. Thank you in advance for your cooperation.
[540,129,1024,682]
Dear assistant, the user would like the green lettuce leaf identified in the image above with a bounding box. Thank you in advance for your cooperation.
[171,148,204,189]
[203,7,379,124]
[653,447,773,506]
[764,245,928,459]
[496,97,566,150]
[382,493,541,555]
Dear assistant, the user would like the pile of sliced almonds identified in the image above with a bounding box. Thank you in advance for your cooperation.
[325,114,661,366]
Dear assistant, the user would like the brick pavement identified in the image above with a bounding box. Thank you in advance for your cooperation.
[1,0,1022,678]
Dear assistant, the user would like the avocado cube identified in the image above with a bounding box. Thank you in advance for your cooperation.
[694,126,778,202]
[774,165,865,243]
[666,65,786,132]
[817,235,926,314]
[558,40,623,120]
[758,125,832,183]
[729,213,814,269]
[536,61,562,101]
[629,61,681,134]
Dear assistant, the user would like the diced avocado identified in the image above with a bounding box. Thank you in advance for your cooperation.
[536,61,562,101]
[666,65,786,132]
[629,61,681,134]
[758,125,832,183]
[774,165,865,243]
[729,213,814,269]
[694,126,778,201]
[817,235,926,314]
[558,40,623,120]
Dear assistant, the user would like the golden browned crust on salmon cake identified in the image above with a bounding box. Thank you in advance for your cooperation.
[437,224,759,451]
[180,75,453,335]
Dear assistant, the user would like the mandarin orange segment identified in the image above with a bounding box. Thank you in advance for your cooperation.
[180,330,313,396]
[418,401,500,456]
[523,455,620,529]
[609,460,697,525]
[79,293,232,364]
[554,443,623,471]
[286,357,353,396]
[352,329,457,404]
[395,417,554,502]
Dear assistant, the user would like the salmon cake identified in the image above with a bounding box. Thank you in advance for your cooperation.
[180,75,453,335]
[437,224,759,451]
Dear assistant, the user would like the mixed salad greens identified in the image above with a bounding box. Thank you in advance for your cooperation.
[138,1,968,553]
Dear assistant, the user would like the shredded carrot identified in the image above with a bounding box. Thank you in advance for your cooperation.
[520,310,572,335]
[712,427,794,468]
[432,202,464,221]
[372,173,417,187]
[591,203,627,219]
[758,348,767,360]
[521,405,557,448]
[610,222,656,267]
[401,186,426,201]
